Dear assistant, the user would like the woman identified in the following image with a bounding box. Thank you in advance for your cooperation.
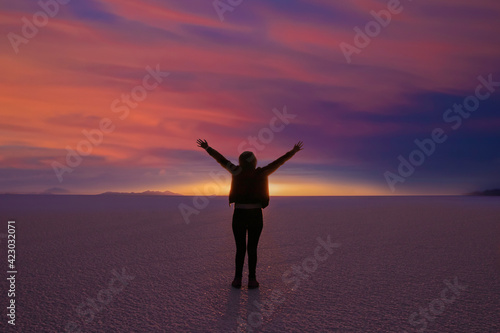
[197,139,303,289]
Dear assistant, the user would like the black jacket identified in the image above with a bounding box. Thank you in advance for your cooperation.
[205,147,296,208]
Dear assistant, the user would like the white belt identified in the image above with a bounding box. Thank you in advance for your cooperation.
[234,203,262,209]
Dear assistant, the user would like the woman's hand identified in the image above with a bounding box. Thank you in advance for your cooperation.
[196,139,209,149]
[292,141,303,153]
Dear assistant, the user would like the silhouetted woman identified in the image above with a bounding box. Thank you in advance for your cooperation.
[197,139,303,289]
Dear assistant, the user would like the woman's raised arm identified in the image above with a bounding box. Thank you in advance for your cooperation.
[261,141,303,175]
[197,139,237,174]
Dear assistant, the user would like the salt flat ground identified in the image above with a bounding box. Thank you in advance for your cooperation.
[0,195,499,332]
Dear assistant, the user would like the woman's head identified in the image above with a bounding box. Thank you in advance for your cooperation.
[239,151,257,170]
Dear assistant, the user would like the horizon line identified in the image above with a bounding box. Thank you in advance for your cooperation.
[0,193,482,197]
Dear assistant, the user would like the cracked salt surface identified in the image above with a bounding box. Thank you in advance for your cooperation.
[0,195,498,332]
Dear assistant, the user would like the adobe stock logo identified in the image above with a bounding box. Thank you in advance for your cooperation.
[7,0,72,54]
[212,0,244,22]
[403,277,468,333]
[340,0,411,64]
[64,267,135,333]
[51,64,169,183]
[384,74,500,192]
[236,234,341,332]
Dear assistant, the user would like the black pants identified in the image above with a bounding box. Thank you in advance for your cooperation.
[232,208,263,279]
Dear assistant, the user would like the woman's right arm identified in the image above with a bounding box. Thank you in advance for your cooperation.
[197,139,238,174]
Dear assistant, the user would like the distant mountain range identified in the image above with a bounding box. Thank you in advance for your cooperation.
[0,189,182,196]
[99,190,183,196]
[467,189,500,196]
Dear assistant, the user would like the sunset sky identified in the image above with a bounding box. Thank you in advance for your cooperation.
[1,0,500,195]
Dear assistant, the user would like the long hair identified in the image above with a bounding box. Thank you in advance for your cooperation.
[239,151,257,170]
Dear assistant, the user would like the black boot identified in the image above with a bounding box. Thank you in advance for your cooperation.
[248,278,259,289]
[231,277,242,289]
